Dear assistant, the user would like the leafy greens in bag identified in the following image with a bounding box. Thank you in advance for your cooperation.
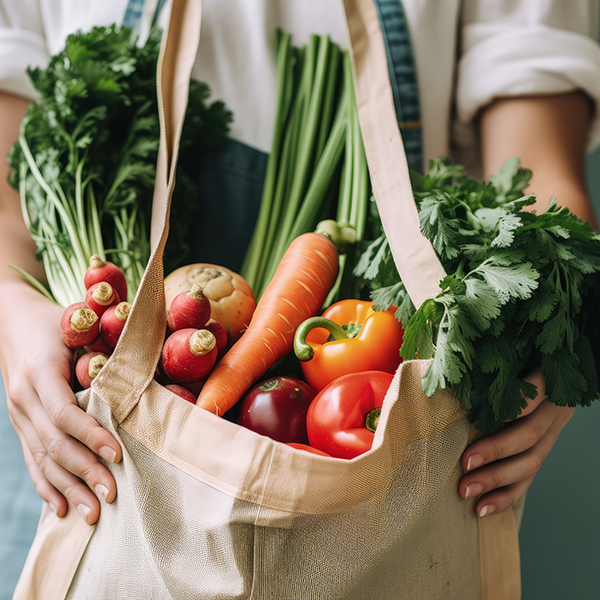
[8,25,232,305]
[354,157,600,434]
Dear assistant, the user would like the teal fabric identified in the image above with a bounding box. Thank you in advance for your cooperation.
[122,0,144,30]
[373,0,424,173]
[0,377,42,600]
[184,139,267,270]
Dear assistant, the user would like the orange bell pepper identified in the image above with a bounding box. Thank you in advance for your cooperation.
[293,299,404,391]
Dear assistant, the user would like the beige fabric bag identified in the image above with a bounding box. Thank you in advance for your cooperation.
[13,0,521,598]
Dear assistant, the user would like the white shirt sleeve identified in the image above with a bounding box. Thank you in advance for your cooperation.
[0,1,49,100]
[456,0,600,151]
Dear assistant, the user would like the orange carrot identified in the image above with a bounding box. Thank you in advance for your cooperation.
[196,232,339,415]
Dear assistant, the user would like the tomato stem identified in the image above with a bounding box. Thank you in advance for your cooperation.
[365,408,381,433]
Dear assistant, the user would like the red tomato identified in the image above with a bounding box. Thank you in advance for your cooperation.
[237,376,317,444]
[307,371,393,459]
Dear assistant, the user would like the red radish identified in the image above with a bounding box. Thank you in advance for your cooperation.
[76,352,109,389]
[60,302,100,349]
[84,255,128,303]
[204,319,228,354]
[183,379,206,397]
[100,301,132,348]
[165,384,197,404]
[86,335,113,355]
[85,282,120,317]
[167,284,211,332]
[162,328,218,383]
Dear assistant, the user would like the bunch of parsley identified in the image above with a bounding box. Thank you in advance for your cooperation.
[354,157,600,434]
[8,25,231,305]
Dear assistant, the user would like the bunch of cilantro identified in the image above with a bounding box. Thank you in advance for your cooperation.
[8,25,231,306]
[354,157,600,434]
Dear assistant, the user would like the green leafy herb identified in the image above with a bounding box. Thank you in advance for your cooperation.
[8,25,232,305]
[354,157,600,434]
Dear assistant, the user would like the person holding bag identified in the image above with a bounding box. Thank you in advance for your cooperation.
[1,0,599,598]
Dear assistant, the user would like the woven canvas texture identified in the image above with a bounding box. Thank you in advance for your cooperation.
[14,360,492,600]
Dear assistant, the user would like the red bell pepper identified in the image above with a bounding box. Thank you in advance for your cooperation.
[306,370,394,459]
[293,299,404,391]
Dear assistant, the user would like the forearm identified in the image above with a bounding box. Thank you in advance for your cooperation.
[0,92,46,288]
[479,91,597,229]
[460,92,590,517]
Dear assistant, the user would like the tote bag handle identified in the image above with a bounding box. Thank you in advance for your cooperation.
[93,0,446,420]
[341,0,446,307]
[92,0,202,420]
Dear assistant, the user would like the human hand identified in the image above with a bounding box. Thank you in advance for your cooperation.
[0,282,122,525]
[458,368,574,517]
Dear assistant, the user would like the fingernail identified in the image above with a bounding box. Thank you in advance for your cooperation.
[479,505,496,518]
[465,483,483,499]
[77,504,92,524]
[98,446,117,464]
[94,484,110,503]
[49,502,58,514]
[466,454,484,472]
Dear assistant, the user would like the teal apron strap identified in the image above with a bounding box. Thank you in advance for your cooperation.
[122,0,145,30]
[373,0,424,173]
[123,0,167,33]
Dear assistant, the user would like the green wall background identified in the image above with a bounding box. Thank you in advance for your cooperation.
[518,155,600,599]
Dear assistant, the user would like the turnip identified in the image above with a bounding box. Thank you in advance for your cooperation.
[167,284,211,332]
[85,281,120,317]
[60,302,100,349]
[85,255,128,304]
[100,301,132,348]
[76,352,109,389]
[165,384,197,404]
[162,328,218,383]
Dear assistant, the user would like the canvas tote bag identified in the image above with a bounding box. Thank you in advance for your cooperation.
[12,0,521,598]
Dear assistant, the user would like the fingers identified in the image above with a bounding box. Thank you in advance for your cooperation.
[8,377,119,525]
[462,398,559,473]
[32,364,122,465]
[473,476,535,518]
[17,427,67,517]
[459,401,574,517]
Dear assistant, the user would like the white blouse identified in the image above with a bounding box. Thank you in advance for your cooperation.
[1,0,600,170]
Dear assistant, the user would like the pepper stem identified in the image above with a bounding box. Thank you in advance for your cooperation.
[294,316,349,362]
[365,408,381,433]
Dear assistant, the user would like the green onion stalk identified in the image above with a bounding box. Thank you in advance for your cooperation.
[8,26,232,307]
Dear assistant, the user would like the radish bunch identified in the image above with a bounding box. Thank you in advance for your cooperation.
[59,257,229,405]
[58,256,132,389]
[159,284,228,402]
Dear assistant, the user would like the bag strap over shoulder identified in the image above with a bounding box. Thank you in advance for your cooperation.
[92,0,201,421]
[341,0,446,308]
